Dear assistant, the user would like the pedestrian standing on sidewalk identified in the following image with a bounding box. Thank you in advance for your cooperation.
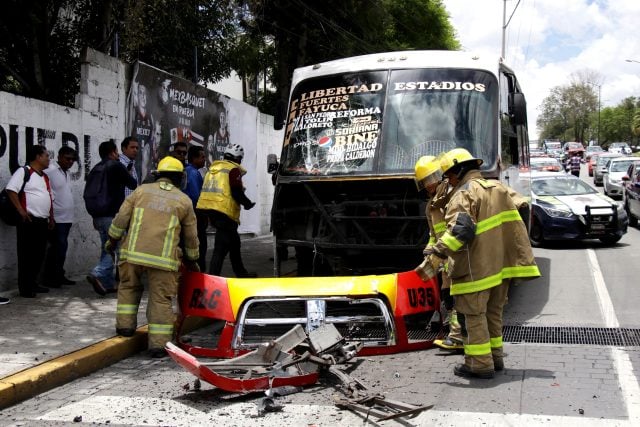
[413,155,463,351]
[105,156,200,358]
[417,148,540,379]
[85,140,137,296]
[43,146,78,288]
[5,144,54,298]
[197,144,257,278]
[120,137,140,197]
[183,145,208,271]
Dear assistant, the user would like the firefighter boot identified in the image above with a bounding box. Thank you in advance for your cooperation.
[434,310,464,351]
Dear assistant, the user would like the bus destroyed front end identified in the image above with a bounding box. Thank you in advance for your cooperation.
[167,270,440,393]
[173,270,439,356]
[272,64,499,276]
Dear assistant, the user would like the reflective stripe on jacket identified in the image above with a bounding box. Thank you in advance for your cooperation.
[196,159,246,223]
[109,178,199,271]
[432,170,540,295]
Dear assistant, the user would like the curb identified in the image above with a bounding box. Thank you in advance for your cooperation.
[0,326,148,409]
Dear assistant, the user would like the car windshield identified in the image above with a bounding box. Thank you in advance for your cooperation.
[587,146,603,152]
[531,158,561,169]
[610,160,635,172]
[597,156,618,166]
[532,177,596,196]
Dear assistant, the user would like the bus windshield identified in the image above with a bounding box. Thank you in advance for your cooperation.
[280,68,498,176]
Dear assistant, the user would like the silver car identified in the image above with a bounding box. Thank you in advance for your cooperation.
[603,158,640,198]
[593,153,623,186]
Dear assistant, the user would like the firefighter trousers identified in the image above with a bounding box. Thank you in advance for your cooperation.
[116,262,180,350]
[454,279,511,373]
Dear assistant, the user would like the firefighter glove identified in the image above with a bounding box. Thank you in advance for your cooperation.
[185,260,200,272]
[104,238,118,255]
[414,257,436,282]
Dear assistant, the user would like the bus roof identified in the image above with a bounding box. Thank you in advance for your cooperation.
[291,50,505,85]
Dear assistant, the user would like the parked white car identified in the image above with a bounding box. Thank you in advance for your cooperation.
[608,142,632,155]
[604,157,640,198]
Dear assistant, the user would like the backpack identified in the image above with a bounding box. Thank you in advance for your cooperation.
[83,160,111,217]
[0,166,31,226]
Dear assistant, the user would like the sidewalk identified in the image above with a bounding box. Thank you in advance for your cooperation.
[0,234,283,408]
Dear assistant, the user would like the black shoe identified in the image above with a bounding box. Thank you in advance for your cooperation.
[20,291,36,298]
[237,271,258,278]
[116,328,136,337]
[60,277,76,286]
[453,364,494,379]
[0,296,10,305]
[148,348,167,358]
[35,286,50,293]
[45,282,62,289]
[86,274,106,296]
[494,360,504,371]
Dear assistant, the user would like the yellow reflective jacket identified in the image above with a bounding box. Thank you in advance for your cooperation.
[109,178,199,271]
[432,170,540,295]
[196,159,246,224]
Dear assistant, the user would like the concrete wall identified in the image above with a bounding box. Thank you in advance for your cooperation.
[0,49,283,293]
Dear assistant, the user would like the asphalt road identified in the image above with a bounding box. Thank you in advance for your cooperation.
[3,163,640,426]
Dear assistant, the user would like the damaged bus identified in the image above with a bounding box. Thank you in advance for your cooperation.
[270,50,529,276]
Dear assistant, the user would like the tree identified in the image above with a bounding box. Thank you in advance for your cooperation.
[1,0,459,111]
[227,0,460,113]
[537,70,601,143]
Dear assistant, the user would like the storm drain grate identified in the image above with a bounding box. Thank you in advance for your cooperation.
[502,326,640,347]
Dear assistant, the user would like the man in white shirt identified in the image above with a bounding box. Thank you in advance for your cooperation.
[6,145,54,298]
[44,146,77,288]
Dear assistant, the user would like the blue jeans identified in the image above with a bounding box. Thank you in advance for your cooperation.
[91,216,116,290]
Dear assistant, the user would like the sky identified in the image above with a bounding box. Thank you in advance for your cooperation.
[442,0,640,141]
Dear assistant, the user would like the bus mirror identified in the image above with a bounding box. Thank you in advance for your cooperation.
[509,93,527,125]
[274,99,287,130]
[267,154,279,174]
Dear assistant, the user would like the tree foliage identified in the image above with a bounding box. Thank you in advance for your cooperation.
[234,0,460,112]
[0,0,459,111]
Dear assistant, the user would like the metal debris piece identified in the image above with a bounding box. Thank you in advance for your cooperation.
[329,366,432,421]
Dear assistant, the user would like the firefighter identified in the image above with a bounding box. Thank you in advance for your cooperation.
[415,148,540,378]
[197,143,256,277]
[413,155,463,351]
[106,156,200,358]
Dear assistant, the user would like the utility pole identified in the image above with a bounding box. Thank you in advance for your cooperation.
[501,0,521,59]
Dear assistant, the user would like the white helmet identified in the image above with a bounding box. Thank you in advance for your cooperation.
[224,144,244,159]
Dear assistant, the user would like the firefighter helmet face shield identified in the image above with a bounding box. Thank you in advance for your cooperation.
[414,155,443,191]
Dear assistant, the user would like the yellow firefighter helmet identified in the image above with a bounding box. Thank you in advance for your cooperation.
[157,156,184,173]
[414,155,443,191]
[440,148,483,174]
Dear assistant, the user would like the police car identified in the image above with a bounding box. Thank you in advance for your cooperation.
[527,172,628,246]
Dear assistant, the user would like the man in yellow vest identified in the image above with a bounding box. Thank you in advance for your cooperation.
[413,155,463,351]
[106,156,200,358]
[197,144,256,277]
[416,148,540,378]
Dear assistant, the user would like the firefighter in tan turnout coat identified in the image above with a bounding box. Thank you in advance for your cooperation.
[416,148,540,379]
[414,155,463,351]
[106,156,200,357]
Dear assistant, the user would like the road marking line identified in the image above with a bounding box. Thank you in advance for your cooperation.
[587,248,640,422]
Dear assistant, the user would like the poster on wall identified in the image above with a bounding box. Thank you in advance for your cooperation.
[127,62,240,181]
[126,61,259,234]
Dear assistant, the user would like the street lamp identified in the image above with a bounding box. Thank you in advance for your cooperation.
[586,82,601,145]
